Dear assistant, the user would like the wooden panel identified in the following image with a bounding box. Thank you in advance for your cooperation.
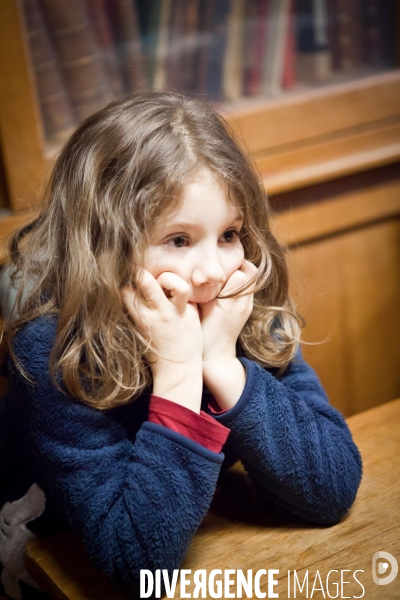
[0,209,38,263]
[287,218,400,417]
[0,0,49,211]
[0,147,10,208]
[342,220,400,414]
[288,237,350,416]
[273,175,400,246]
[258,120,400,194]
[227,71,400,155]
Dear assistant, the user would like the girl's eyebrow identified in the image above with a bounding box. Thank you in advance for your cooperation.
[162,215,243,230]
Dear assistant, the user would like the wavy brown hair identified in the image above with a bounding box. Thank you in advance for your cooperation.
[4,91,301,410]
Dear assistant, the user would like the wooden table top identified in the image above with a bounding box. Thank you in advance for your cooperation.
[25,399,400,600]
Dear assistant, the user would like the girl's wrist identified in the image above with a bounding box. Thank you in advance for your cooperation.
[152,360,203,413]
[202,357,246,411]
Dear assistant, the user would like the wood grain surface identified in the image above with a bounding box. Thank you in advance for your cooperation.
[24,399,400,599]
[286,219,400,417]
[0,0,50,211]
[259,120,400,195]
[227,71,400,155]
[272,175,400,247]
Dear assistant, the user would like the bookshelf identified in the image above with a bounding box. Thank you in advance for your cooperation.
[0,0,400,415]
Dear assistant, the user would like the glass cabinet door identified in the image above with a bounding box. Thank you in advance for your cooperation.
[20,0,399,145]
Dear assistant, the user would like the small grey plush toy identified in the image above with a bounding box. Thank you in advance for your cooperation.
[0,484,46,600]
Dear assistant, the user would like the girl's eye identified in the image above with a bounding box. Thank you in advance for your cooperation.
[222,230,240,243]
[168,235,188,248]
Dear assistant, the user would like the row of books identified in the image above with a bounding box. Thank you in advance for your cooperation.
[22,0,397,142]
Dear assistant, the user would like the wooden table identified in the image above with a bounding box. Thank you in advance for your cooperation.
[25,399,400,599]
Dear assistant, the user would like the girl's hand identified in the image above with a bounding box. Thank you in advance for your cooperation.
[199,260,258,362]
[199,260,258,410]
[121,269,203,412]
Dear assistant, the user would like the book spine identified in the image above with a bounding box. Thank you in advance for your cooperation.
[296,0,331,82]
[165,0,187,92]
[86,0,124,98]
[194,0,215,96]
[137,0,162,86]
[362,0,396,67]
[153,0,172,90]
[245,0,271,97]
[223,0,246,101]
[105,0,148,92]
[261,0,291,96]
[242,0,259,96]
[22,0,76,140]
[205,0,231,101]
[380,1,397,66]
[326,0,339,69]
[178,0,201,94]
[282,0,296,88]
[39,0,111,122]
[328,0,363,70]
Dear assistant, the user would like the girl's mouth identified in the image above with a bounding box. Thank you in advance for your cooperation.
[192,297,217,305]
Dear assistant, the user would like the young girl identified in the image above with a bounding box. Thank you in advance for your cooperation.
[0,91,362,599]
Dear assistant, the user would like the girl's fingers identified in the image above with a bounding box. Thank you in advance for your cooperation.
[240,259,258,292]
[220,266,252,296]
[135,267,168,307]
[219,260,258,297]
[136,267,190,312]
[156,272,190,312]
[123,268,190,315]
[221,269,247,295]
[120,285,146,330]
[121,268,165,329]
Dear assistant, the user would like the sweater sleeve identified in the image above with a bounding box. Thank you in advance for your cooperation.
[148,395,230,452]
[10,318,224,597]
[211,348,363,525]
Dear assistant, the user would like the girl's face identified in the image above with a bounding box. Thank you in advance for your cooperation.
[143,169,245,304]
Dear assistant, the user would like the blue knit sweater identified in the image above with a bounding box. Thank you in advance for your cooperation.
[1,316,362,596]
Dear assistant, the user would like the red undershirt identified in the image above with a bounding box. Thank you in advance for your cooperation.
[148,395,229,453]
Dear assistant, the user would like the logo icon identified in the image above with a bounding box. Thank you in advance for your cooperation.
[372,551,398,585]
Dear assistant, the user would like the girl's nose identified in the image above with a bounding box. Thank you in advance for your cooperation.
[191,253,226,287]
